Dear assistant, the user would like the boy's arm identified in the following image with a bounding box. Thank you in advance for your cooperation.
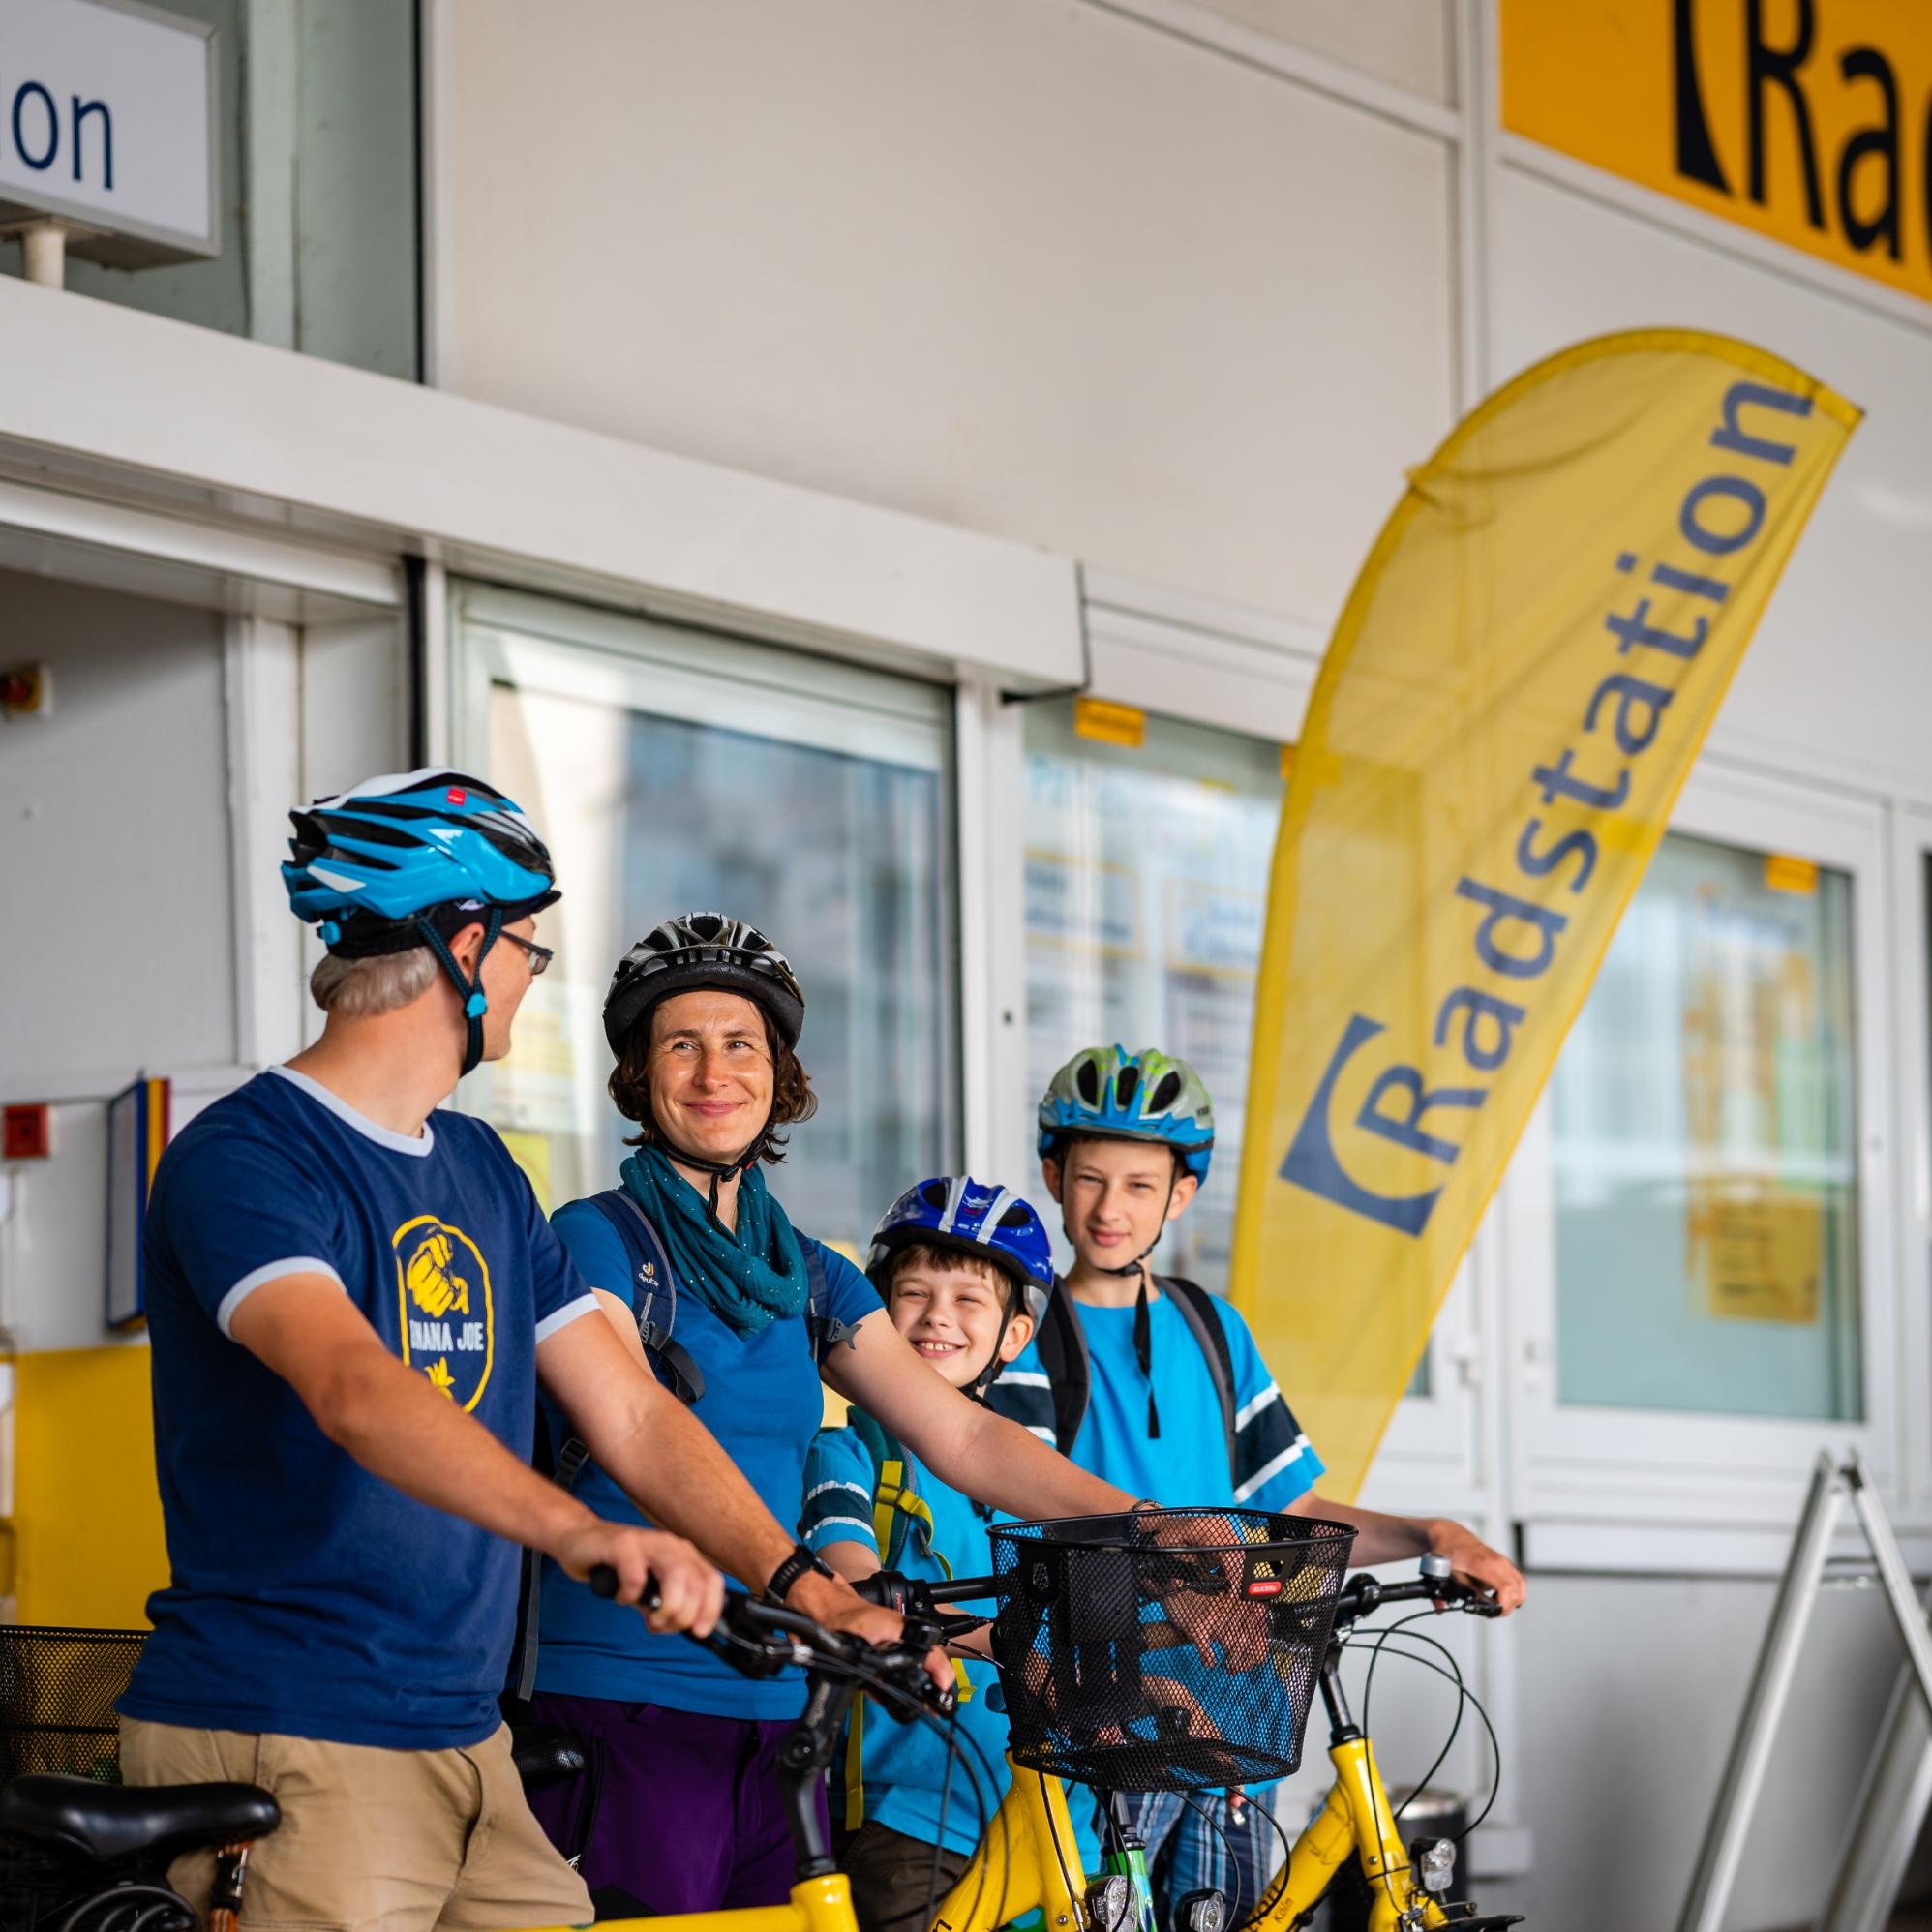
[1286,1491,1525,1611]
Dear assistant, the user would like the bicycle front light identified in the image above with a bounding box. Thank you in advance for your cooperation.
[1409,1835,1456,1897]
[1084,1875,1136,1932]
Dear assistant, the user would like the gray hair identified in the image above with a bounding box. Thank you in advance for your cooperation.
[310,945,441,1017]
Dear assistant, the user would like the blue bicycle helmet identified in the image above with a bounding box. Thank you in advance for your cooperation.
[282,768,558,1074]
[868,1176,1056,1397]
[1037,1045,1215,1185]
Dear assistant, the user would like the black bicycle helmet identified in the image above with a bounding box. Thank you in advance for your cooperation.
[602,912,805,1055]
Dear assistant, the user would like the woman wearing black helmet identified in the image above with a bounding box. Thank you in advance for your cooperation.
[520,914,1140,1916]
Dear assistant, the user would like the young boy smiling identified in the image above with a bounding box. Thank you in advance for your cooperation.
[801,1177,1055,1932]
[991,1045,1525,1925]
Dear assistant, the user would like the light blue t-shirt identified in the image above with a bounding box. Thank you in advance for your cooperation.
[531,1194,879,1718]
[990,1285,1325,1833]
[802,1423,1012,1857]
[995,1289,1324,1513]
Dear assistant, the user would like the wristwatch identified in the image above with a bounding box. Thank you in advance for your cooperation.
[764,1540,835,1605]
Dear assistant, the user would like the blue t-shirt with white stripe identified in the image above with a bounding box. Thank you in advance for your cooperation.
[996,1287,1323,1514]
[802,1424,1013,1857]
[123,1067,599,1748]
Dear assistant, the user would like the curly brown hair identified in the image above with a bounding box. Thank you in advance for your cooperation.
[607,1003,817,1164]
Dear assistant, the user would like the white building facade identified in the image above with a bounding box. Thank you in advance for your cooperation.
[4,4,1931,1924]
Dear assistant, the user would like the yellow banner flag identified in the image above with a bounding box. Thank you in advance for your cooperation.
[1230,330,1858,1500]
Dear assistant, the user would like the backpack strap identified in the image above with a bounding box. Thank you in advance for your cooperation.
[1031,1281,1092,1458]
[510,1193,701,1706]
[586,1191,706,1404]
[1158,1276,1239,1483]
[845,1409,931,1572]
[801,1239,860,1362]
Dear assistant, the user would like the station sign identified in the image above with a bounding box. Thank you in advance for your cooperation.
[0,0,217,265]
[1500,0,1932,309]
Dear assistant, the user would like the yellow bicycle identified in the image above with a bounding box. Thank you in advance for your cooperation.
[553,1514,1522,1932]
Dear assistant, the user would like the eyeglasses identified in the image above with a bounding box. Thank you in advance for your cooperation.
[499,931,554,977]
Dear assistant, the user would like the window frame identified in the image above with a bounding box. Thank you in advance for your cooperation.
[1507,760,1899,1528]
[445,579,964,1199]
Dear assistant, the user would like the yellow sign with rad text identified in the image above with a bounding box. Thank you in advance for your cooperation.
[1500,1,1932,309]
[1230,331,1857,1501]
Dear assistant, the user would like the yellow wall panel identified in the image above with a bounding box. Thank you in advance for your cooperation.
[12,1347,166,1629]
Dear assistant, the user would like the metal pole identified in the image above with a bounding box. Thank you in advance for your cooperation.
[1678,1451,1844,1932]
[1814,1604,1932,1932]
[19,220,67,289]
[1846,1457,1932,1714]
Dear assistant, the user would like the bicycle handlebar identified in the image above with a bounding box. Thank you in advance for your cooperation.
[587,1564,956,1717]
[1329,1569,1502,1628]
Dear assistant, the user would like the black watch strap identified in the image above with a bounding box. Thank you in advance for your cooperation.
[764,1540,833,1604]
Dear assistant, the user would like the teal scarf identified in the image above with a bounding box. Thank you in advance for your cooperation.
[620,1145,810,1338]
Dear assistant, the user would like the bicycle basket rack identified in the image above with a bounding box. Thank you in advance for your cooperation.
[0,1627,146,1782]
[987,1507,1355,1793]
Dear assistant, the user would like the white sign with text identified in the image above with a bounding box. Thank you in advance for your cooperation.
[0,0,216,263]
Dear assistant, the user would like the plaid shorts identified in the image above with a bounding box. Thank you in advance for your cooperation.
[1115,1787,1278,1925]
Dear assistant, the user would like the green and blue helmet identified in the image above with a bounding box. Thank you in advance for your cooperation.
[1037,1045,1215,1185]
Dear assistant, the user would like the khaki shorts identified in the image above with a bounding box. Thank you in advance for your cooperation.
[119,1717,592,1932]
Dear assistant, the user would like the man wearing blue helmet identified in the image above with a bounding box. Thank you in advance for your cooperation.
[117,771,906,1930]
[993,1045,1525,1928]
[800,1177,1055,1932]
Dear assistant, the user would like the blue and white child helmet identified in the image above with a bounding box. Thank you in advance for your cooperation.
[1037,1045,1215,1185]
[869,1177,1056,1397]
[282,769,558,1073]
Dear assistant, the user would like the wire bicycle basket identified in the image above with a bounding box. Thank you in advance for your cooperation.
[0,1626,146,1782]
[987,1508,1355,1793]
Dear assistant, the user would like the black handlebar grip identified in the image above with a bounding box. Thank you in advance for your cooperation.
[589,1562,663,1613]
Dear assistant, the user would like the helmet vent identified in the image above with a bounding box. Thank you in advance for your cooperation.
[690,913,725,942]
[998,1203,1033,1228]
[1149,1071,1183,1113]
[1114,1064,1140,1110]
[1075,1058,1102,1105]
[921,1179,950,1209]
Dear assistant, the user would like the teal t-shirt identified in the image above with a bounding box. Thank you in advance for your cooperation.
[531,1195,879,1718]
[802,1423,1012,1857]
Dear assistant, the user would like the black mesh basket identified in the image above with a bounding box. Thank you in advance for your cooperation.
[0,1627,145,1782]
[987,1508,1354,1793]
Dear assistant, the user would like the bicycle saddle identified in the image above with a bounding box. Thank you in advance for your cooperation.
[0,1775,280,1864]
[509,1725,586,1792]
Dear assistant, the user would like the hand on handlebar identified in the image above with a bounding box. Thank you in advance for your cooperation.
[1429,1528,1524,1615]
[784,1569,951,1693]
[557,1523,724,1636]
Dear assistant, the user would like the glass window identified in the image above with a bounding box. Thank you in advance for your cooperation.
[454,589,954,1258]
[1551,830,1861,1420]
[1022,701,1283,1291]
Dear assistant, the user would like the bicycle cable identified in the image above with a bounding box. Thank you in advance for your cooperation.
[1345,1611,1504,1841]
[852,1657,1010,1932]
[1355,1612,1467,1822]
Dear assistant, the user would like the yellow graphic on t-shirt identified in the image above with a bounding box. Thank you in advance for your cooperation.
[407,1228,471,1318]
[392,1216,495,1412]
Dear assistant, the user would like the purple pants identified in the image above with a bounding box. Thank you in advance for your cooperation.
[525,1693,830,1914]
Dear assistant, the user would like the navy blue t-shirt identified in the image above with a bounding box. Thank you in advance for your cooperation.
[530,1194,879,1717]
[121,1066,598,1749]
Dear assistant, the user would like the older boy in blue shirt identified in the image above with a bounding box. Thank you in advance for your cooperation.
[991,1046,1526,1926]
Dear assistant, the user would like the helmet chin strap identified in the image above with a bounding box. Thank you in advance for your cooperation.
[415,908,503,1078]
[670,1142,762,1221]
[1071,1175,1178,1440]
